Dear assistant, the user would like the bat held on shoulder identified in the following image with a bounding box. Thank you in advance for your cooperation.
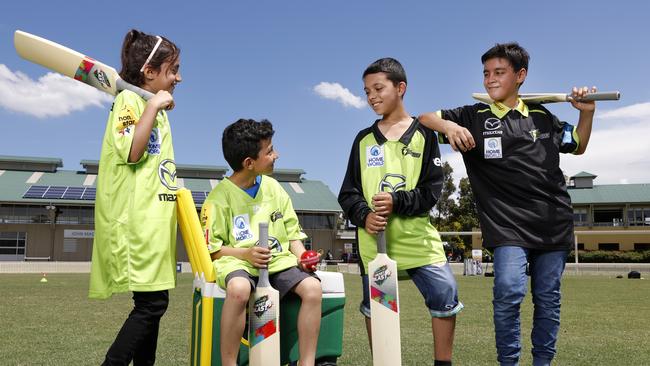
[14,30,153,101]
[472,91,621,104]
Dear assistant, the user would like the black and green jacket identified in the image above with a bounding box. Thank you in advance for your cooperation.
[338,118,447,272]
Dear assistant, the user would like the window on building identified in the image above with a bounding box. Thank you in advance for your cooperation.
[598,243,619,251]
[593,209,623,226]
[577,243,585,250]
[13,205,29,223]
[628,207,650,226]
[0,205,12,223]
[297,213,335,230]
[573,209,588,226]
[0,232,26,260]
[56,206,79,224]
[79,207,94,224]
[634,243,650,251]
[29,206,49,223]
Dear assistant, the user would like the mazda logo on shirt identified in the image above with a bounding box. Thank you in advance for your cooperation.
[158,159,178,191]
[257,235,283,253]
[378,173,406,193]
[484,118,502,131]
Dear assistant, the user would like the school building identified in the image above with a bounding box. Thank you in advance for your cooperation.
[0,155,346,262]
[471,172,650,251]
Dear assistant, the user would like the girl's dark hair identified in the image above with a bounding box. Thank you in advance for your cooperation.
[119,29,180,86]
[222,119,275,172]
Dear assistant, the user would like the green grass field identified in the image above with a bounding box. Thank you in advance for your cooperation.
[1,272,649,365]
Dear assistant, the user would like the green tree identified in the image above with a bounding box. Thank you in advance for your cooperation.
[431,162,457,229]
[452,177,480,249]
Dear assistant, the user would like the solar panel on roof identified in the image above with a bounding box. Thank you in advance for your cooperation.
[191,191,209,205]
[62,187,85,200]
[23,185,49,199]
[81,188,96,200]
[22,185,98,201]
[43,186,67,199]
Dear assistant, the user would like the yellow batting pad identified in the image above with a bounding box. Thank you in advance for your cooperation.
[176,188,216,282]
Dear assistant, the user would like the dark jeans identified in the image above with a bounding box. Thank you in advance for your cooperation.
[102,290,169,366]
[492,247,568,366]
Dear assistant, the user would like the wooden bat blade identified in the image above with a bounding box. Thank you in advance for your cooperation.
[14,30,119,95]
[249,222,280,366]
[14,30,153,100]
[472,91,620,104]
[369,251,402,365]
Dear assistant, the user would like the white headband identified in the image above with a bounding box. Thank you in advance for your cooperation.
[140,36,163,72]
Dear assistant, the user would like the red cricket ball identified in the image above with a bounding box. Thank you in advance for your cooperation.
[300,250,320,272]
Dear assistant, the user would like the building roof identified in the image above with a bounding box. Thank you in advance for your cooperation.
[0,157,341,212]
[0,155,63,172]
[569,184,650,205]
[571,171,597,179]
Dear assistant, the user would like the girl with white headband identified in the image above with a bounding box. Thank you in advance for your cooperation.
[89,29,182,365]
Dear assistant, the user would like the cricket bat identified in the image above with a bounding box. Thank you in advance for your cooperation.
[369,230,402,366]
[472,91,620,104]
[249,222,281,366]
[14,30,153,100]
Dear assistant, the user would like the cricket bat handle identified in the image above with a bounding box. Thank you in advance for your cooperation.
[376,231,387,254]
[116,78,154,100]
[258,222,271,287]
[570,91,620,102]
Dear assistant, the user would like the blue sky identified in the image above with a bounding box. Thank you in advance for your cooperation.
[2,1,650,192]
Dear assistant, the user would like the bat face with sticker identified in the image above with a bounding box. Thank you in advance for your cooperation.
[368,230,402,366]
[14,30,155,100]
[248,222,281,366]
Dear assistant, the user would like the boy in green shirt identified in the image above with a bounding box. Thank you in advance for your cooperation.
[339,58,463,366]
[201,119,322,366]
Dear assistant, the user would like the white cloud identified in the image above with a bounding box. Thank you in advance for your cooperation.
[313,82,365,109]
[561,102,650,184]
[0,64,113,118]
[597,102,650,121]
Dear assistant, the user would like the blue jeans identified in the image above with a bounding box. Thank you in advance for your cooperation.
[360,263,463,318]
[492,246,568,366]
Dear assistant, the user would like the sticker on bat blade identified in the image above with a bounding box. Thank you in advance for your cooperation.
[250,295,277,346]
[74,56,113,91]
[74,57,94,82]
[371,264,398,312]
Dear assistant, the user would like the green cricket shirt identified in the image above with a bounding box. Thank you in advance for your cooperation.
[89,90,178,299]
[439,99,580,250]
[201,176,308,289]
[339,119,447,272]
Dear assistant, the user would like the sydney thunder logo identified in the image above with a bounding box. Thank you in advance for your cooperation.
[372,264,392,286]
[253,295,274,317]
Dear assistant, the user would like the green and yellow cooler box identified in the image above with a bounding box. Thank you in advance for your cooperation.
[190,271,345,365]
